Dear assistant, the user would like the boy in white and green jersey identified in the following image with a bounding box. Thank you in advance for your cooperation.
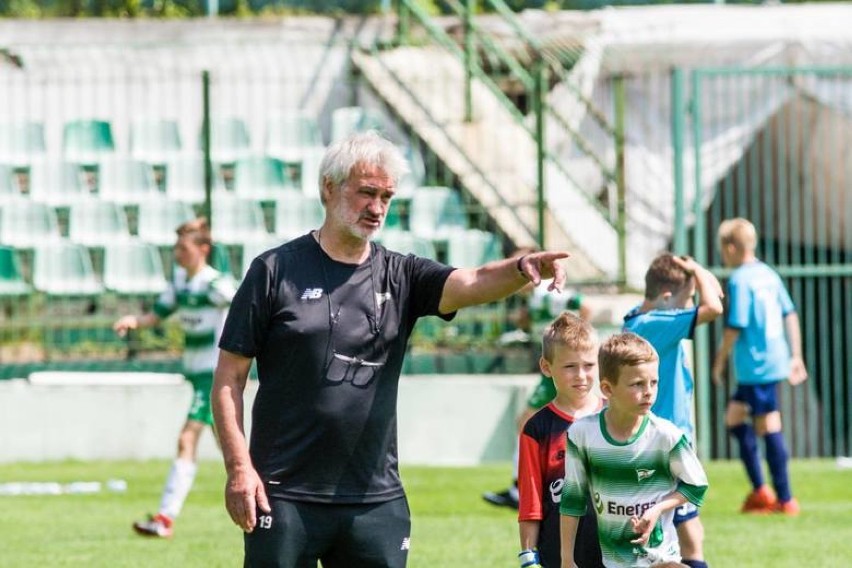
[114,217,236,538]
[561,333,708,568]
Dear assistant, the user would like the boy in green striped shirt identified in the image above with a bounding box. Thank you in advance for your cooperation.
[114,217,237,538]
[560,333,708,567]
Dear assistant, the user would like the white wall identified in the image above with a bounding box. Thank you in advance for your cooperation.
[0,373,537,466]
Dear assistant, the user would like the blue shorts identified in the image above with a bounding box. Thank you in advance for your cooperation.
[673,502,699,526]
[732,382,780,416]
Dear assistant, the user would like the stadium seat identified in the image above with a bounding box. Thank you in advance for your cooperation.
[0,200,62,249]
[0,120,46,168]
[265,111,325,164]
[95,156,159,206]
[203,116,251,165]
[273,192,324,241]
[0,245,32,297]
[32,239,103,297]
[445,228,502,267]
[377,229,437,259]
[163,155,226,205]
[68,200,132,248]
[27,161,89,207]
[409,185,468,240]
[63,119,115,167]
[397,143,426,201]
[330,106,385,142]
[130,118,182,165]
[135,198,196,248]
[298,146,326,198]
[0,164,22,204]
[233,155,297,202]
[211,196,271,246]
[102,238,168,296]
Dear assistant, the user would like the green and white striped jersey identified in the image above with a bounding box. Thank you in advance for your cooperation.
[560,411,708,567]
[153,265,236,376]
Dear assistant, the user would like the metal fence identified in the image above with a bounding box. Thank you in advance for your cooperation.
[673,66,852,458]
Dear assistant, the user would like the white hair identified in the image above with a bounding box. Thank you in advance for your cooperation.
[318,130,410,199]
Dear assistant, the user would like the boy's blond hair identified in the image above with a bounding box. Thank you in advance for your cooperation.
[598,332,658,385]
[644,253,692,300]
[718,217,757,252]
[176,217,212,248]
[542,311,598,362]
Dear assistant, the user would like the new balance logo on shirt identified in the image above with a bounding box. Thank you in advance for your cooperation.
[400,537,410,551]
[300,288,324,300]
[637,469,656,482]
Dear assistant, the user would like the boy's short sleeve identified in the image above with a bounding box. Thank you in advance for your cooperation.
[560,428,591,517]
[725,273,751,329]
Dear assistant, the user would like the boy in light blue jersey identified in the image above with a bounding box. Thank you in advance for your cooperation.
[561,333,708,568]
[622,254,722,568]
[114,217,237,538]
[712,218,808,516]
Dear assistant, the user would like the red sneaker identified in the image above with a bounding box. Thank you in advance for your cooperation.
[774,498,800,516]
[741,485,777,513]
[133,513,174,538]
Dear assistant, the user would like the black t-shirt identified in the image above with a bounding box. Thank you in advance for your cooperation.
[219,233,455,504]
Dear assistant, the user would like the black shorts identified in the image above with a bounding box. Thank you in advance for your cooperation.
[244,496,411,568]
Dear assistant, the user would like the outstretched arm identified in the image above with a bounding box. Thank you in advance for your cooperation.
[212,349,270,532]
[439,251,569,314]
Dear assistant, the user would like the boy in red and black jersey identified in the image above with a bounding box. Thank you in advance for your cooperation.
[517,312,604,568]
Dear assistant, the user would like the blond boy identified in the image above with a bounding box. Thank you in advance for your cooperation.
[561,333,708,568]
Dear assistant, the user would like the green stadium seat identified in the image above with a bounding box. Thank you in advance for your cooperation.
[0,245,31,297]
[265,111,324,163]
[298,146,326,198]
[0,120,46,168]
[103,238,168,296]
[33,239,103,297]
[130,118,182,165]
[68,201,131,248]
[0,200,62,249]
[397,143,426,200]
[233,155,297,202]
[330,106,385,142]
[273,192,324,241]
[0,164,22,204]
[63,119,115,167]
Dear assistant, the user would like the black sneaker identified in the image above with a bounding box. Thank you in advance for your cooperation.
[482,488,519,509]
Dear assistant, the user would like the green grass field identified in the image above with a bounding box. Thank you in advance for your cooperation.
[1,459,849,567]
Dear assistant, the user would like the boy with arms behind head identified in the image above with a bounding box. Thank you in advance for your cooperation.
[561,333,708,568]
[622,253,723,568]
[517,312,604,568]
[712,218,807,515]
[114,217,236,538]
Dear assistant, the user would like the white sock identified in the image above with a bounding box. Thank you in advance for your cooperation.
[159,458,197,520]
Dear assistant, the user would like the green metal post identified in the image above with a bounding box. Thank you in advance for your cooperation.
[397,0,410,46]
[613,74,627,287]
[671,68,686,255]
[201,70,213,226]
[534,57,546,249]
[463,0,474,123]
[690,70,711,460]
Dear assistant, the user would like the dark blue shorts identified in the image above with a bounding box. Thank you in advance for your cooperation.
[673,501,699,526]
[732,382,780,416]
[244,496,411,568]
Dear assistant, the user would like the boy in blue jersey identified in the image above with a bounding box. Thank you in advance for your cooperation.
[712,218,808,516]
[622,253,723,568]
